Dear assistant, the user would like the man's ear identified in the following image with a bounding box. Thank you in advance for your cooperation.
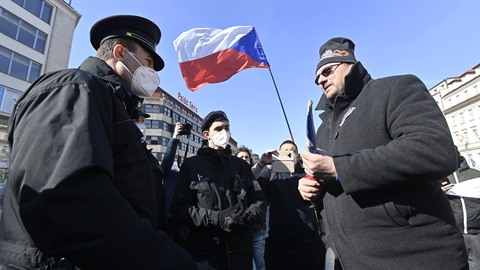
[203,130,209,139]
[112,44,125,61]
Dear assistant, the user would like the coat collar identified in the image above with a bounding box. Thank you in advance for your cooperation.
[78,57,126,87]
[78,57,142,117]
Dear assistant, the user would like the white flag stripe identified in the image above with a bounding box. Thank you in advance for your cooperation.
[173,26,253,62]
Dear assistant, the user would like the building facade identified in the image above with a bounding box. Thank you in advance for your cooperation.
[430,63,480,169]
[0,0,80,181]
[142,89,238,166]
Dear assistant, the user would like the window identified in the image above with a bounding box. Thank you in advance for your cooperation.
[145,104,161,114]
[473,129,479,142]
[160,137,168,146]
[161,121,169,131]
[0,85,21,114]
[146,136,159,145]
[460,112,465,124]
[172,112,179,121]
[469,109,474,121]
[164,107,171,117]
[0,8,18,38]
[12,0,53,24]
[0,46,41,82]
[146,120,160,129]
[451,115,457,127]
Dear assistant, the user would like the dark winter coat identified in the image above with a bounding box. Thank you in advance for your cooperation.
[171,144,266,270]
[257,164,322,252]
[315,62,468,270]
[0,57,206,270]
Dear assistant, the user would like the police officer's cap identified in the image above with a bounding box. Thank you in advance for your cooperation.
[90,15,164,71]
[201,110,229,131]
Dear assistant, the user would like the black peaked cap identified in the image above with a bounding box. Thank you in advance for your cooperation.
[90,15,164,71]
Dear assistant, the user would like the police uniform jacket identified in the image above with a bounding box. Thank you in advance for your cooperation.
[315,62,468,269]
[171,145,265,270]
[0,57,204,270]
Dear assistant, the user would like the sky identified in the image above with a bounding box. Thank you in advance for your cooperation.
[67,0,480,155]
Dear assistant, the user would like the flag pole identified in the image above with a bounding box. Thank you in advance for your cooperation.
[268,68,295,143]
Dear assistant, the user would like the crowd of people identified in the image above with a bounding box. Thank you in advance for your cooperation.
[0,14,476,270]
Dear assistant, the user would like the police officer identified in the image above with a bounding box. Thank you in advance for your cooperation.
[171,110,267,270]
[0,15,212,270]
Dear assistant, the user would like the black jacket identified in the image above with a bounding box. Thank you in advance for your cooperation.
[447,166,480,235]
[0,57,207,270]
[316,62,467,269]
[171,144,266,270]
[257,164,321,252]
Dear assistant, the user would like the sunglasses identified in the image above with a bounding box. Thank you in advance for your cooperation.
[315,63,342,85]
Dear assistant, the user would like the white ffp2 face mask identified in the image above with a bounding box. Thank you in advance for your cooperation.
[122,50,160,98]
[211,129,230,149]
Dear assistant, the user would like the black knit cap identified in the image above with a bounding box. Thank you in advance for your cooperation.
[90,15,164,71]
[316,37,357,72]
[201,110,229,131]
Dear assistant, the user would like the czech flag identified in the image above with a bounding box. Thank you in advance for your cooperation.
[173,26,270,91]
[306,100,316,154]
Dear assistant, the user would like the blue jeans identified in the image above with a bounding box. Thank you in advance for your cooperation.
[252,229,267,270]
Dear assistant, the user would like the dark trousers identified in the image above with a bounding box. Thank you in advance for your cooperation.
[464,233,480,270]
[265,240,326,270]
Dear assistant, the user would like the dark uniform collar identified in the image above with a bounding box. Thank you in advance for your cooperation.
[78,57,142,117]
[315,61,371,111]
[198,143,233,166]
[78,57,124,85]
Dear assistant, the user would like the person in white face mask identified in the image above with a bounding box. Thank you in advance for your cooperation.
[171,110,267,270]
[121,49,160,98]
[0,14,214,270]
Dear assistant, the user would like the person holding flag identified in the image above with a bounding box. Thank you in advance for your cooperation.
[297,37,468,269]
[256,140,326,270]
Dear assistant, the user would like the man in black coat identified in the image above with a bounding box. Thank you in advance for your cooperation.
[298,37,468,269]
[171,110,266,270]
[0,15,212,270]
[256,140,325,270]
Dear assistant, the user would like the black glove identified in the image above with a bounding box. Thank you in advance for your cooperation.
[214,203,246,232]
[239,207,261,229]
